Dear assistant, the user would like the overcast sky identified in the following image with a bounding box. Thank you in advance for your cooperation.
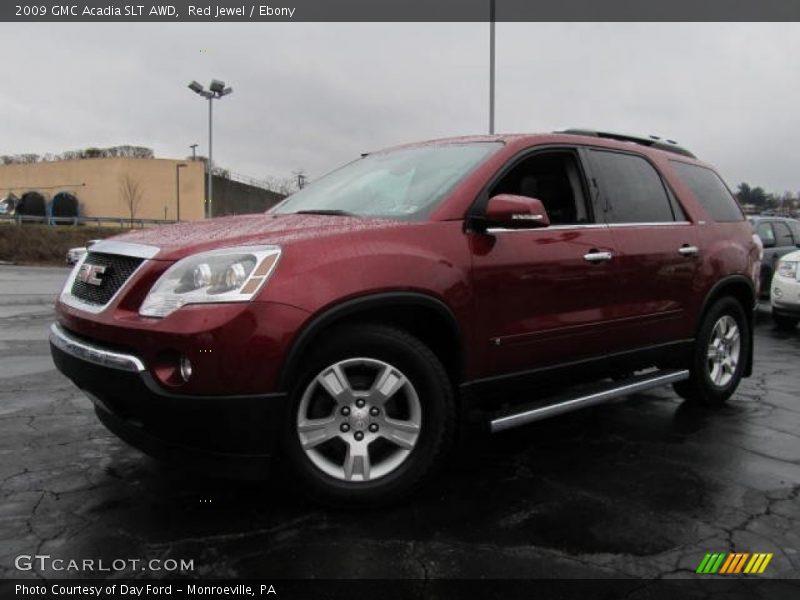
[1,22,799,192]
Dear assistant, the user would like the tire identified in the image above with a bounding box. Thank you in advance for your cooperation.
[673,297,750,407]
[282,324,456,506]
[773,313,799,331]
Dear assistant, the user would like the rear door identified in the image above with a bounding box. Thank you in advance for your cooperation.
[584,148,699,350]
[787,220,800,247]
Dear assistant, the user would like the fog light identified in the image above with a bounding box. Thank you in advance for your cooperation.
[179,356,193,382]
[774,287,784,299]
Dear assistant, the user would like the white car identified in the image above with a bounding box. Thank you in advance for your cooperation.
[65,247,87,265]
[771,248,800,330]
[65,239,100,266]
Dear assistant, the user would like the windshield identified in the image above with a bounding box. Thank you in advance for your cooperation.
[270,142,501,220]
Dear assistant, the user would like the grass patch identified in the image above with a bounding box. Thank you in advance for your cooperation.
[0,224,128,266]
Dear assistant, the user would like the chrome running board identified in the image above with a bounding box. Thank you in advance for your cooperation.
[489,369,690,433]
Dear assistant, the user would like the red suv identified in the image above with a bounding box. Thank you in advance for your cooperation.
[50,130,759,504]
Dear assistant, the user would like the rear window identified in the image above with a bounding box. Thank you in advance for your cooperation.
[670,162,744,222]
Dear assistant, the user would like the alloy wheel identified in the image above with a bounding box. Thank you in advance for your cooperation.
[296,358,422,482]
[706,315,741,387]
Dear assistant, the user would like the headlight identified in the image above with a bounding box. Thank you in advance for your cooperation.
[777,260,798,280]
[139,245,281,317]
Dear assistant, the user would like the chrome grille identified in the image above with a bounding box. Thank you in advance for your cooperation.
[71,252,144,306]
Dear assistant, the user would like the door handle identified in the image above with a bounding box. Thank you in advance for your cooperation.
[678,245,699,257]
[583,251,613,263]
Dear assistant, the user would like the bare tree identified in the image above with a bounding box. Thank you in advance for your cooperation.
[119,174,143,227]
[263,175,299,196]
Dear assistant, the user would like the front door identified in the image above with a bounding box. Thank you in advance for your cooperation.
[470,148,619,378]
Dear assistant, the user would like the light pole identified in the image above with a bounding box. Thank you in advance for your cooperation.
[489,0,495,134]
[175,163,187,222]
[188,79,233,218]
[189,144,198,161]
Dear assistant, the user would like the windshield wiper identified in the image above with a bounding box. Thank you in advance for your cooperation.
[294,209,355,217]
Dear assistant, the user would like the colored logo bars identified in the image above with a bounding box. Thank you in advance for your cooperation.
[696,552,773,574]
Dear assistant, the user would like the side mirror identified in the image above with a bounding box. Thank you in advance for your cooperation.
[480,194,551,230]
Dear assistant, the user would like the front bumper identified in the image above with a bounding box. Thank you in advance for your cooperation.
[771,275,800,317]
[50,323,288,477]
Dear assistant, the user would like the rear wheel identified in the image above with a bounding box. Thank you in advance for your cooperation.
[674,297,750,407]
[773,313,799,331]
[282,324,455,506]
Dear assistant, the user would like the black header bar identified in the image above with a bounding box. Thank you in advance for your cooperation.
[2,578,798,599]
[4,0,800,23]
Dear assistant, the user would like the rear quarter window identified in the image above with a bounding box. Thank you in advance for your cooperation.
[670,161,744,222]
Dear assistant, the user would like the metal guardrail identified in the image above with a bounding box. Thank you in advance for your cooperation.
[0,214,177,227]
[223,170,277,191]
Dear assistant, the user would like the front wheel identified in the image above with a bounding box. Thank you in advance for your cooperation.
[674,297,750,407]
[282,324,455,506]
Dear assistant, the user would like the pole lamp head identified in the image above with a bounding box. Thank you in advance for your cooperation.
[209,79,226,93]
[188,80,204,94]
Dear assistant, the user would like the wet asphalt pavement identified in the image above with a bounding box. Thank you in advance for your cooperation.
[0,265,798,580]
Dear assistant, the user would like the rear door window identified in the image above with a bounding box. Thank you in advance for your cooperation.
[773,221,795,248]
[670,161,744,222]
[588,150,676,223]
[788,220,800,245]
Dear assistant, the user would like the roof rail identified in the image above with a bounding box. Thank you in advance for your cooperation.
[556,129,696,159]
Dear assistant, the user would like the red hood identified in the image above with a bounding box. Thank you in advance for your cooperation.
[109,213,407,260]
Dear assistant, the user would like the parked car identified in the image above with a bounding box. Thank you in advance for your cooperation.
[66,247,86,266]
[771,249,800,330]
[0,194,18,216]
[50,130,759,504]
[748,215,800,297]
[65,240,100,266]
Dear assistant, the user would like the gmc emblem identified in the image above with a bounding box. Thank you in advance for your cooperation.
[77,264,108,286]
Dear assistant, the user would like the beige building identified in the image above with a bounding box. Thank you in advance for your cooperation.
[0,157,206,221]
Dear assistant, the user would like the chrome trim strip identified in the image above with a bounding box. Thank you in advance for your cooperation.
[90,240,161,259]
[490,369,689,433]
[486,224,606,233]
[49,323,146,373]
[608,221,692,228]
[485,221,692,234]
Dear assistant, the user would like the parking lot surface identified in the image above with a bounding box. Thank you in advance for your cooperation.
[0,265,798,579]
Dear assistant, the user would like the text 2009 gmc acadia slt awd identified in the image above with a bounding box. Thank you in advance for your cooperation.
[51,130,760,504]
